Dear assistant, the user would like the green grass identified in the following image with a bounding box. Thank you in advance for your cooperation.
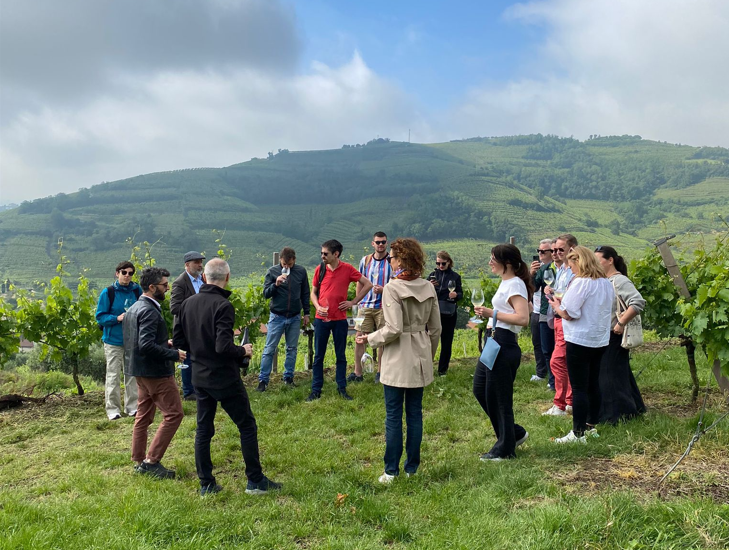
[2,344,728,549]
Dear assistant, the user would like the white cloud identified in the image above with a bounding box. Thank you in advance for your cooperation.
[0,53,433,203]
[450,0,729,147]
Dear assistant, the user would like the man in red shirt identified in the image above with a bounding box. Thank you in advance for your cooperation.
[308,239,373,401]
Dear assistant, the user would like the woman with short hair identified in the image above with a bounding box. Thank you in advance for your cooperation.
[360,238,442,483]
[427,250,463,376]
[548,246,613,443]
[594,245,647,424]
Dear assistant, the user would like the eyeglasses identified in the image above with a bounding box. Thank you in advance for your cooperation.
[537,249,552,254]
[118,269,134,276]
[488,257,496,263]
[154,282,169,288]
[389,256,398,262]
[435,261,447,266]
[320,251,330,257]
[374,240,387,245]
[553,248,566,253]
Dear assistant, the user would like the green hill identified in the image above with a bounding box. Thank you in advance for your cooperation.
[1,135,728,287]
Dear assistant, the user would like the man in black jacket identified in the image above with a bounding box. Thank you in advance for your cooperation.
[123,267,186,479]
[170,251,205,400]
[173,258,281,496]
[257,246,310,392]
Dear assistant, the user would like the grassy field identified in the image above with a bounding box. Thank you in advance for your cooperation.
[2,343,728,549]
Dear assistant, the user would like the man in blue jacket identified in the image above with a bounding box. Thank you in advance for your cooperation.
[96,261,142,420]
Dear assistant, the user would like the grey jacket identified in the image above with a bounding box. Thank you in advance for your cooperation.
[123,296,179,378]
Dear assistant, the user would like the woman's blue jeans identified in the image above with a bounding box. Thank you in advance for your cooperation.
[383,385,424,476]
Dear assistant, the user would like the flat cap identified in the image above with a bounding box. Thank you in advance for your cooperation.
[183,251,205,263]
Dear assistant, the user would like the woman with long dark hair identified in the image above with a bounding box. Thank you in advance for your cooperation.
[472,244,533,460]
[594,246,646,424]
[548,246,613,443]
[427,251,463,376]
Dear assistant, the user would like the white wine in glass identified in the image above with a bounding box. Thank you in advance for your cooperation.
[281,266,290,284]
[447,280,456,294]
[543,270,555,287]
[352,305,364,331]
[470,288,485,324]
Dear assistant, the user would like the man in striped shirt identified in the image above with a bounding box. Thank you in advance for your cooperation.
[348,231,393,383]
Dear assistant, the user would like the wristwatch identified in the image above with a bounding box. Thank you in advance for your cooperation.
[616,319,625,327]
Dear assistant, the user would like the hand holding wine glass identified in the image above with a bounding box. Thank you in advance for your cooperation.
[447,280,456,299]
[469,288,485,324]
[319,297,329,321]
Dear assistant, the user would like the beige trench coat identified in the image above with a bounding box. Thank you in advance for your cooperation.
[367,278,442,388]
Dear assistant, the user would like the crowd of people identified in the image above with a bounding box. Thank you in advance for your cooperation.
[95,231,646,491]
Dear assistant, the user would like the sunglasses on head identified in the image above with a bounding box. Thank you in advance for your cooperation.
[374,240,387,245]
[435,261,447,266]
[537,249,552,254]
[595,246,604,252]
[553,248,566,253]
[119,269,134,276]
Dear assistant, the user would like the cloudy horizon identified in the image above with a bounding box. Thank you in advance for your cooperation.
[2,0,728,204]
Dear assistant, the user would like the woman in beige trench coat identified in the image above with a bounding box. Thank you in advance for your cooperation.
[358,238,442,483]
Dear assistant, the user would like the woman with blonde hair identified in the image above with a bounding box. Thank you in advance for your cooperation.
[427,250,462,376]
[359,238,442,482]
[547,246,613,444]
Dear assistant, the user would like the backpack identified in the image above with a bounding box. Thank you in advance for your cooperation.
[98,284,141,331]
[313,262,327,297]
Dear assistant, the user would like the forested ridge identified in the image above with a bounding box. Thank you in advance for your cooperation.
[1,134,727,285]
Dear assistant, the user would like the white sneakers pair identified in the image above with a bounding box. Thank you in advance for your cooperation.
[378,472,415,484]
[542,404,567,416]
[555,428,599,444]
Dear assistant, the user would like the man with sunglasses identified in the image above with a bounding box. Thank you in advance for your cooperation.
[348,232,392,384]
[308,239,372,401]
[530,239,555,387]
[96,261,142,420]
[123,267,186,479]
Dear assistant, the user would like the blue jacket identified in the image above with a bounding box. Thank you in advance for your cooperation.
[96,281,142,346]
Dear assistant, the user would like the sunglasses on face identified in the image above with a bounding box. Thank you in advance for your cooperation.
[374,240,387,245]
[154,282,169,289]
[388,256,398,262]
[553,248,566,253]
[435,261,447,266]
[537,249,552,254]
[321,251,330,257]
[118,269,134,276]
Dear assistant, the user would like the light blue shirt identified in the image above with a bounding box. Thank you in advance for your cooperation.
[555,264,574,291]
[187,272,203,294]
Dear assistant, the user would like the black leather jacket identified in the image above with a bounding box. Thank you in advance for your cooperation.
[123,296,179,378]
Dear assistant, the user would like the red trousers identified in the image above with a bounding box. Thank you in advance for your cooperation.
[550,318,572,409]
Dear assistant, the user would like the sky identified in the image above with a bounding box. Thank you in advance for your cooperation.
[1,0,728,204]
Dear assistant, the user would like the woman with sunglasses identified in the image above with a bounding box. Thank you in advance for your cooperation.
[427,251,463,376]
[594,246,646,424]
[547,246,613,444]
[358,238,441,482]
[473,244,533,460]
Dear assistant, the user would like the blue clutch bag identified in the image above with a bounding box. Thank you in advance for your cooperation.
[479,311,501,370]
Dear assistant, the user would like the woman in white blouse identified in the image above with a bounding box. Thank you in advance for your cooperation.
[547,246,614,443]
[473,244,533,460]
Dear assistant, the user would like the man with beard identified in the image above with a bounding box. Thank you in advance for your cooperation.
[123,267,186,479]
[170,251,205,400]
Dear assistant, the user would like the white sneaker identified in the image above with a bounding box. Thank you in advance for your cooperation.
[565,405,573,414]
[379,473,396,484]
[530,375,545,382]
[586,428,599,438]
[542,405,567,416]
[555,431,587,444]
[515,431,529,447]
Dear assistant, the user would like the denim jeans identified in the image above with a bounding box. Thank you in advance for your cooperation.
[195,380,263,486]
[383,385,424,476]
[539,321,556,388]
[311,319,348,393]
[180,356,195,397]
[258,313,301,383]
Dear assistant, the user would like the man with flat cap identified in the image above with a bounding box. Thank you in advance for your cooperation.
[170,251,205,400]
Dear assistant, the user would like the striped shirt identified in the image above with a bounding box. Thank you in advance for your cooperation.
[358,254,393,309]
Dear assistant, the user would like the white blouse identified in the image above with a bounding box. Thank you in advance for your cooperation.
[559,277,614,348]
[492,277,528,334]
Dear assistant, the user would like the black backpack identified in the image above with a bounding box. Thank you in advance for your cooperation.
[98,284,141,331]
[313,261,327,296]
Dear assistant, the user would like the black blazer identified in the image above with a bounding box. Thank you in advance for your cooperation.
[172,284,248,390]
[123,296,179,378]
[170,271,196,326]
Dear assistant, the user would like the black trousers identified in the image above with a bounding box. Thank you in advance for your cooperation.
[438,313,458,374]
[473,328,526,458]
[195,380,263,487]
[565,342,606,436]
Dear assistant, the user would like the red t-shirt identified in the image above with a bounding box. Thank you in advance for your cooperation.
[313,261,362,321]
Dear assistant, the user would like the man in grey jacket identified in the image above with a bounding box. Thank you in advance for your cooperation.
[257,247,310,391]
[123,267,186,479]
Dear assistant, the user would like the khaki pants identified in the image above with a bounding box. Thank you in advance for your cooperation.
[104,343,138,419]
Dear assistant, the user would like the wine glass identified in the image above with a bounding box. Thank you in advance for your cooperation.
[543,270,555,288]
[361,352,374,373]
[447,280,456,297]
[352,305,364,331]
[320,297,329,322]
[281,266,290,284]
[469,288,484,324]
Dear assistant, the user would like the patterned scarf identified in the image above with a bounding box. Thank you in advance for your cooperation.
[394,269,420,281]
